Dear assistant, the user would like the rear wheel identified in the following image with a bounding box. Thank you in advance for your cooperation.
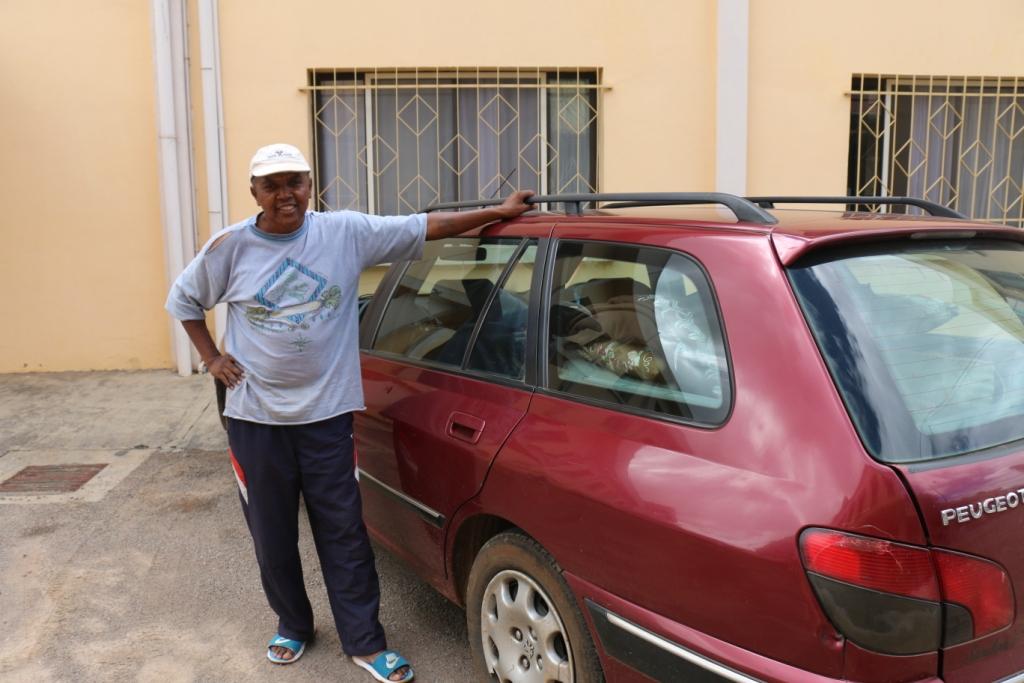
[466,531,603,683]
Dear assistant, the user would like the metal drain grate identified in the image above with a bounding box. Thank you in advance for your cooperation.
[0,464,108,494]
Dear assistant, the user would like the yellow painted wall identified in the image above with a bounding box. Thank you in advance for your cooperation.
[212,0,715,304]
[748,0,1024,195]
[0,1,169,372]
[215,0,717,227]
[4,0,1023,372]
[187,0,211,246]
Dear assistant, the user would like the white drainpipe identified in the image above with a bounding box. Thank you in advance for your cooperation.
[716,0,749,196]
[198,0,230,348]
[152,0,197,376]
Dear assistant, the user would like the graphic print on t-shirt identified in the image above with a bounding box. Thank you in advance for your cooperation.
[245,258,341,336]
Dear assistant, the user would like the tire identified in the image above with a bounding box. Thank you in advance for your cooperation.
[466,531,604,683]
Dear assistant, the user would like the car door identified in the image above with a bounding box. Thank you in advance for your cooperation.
[356,226,548,586]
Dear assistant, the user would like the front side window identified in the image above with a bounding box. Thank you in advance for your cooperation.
[311,68,600,214]
[547,242,731,424]
[790,239,1024,462]
[372,238,530,374]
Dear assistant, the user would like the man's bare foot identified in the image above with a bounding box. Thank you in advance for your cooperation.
[266,635,307,664]
[353,650,412,681]
[269,645,294,661]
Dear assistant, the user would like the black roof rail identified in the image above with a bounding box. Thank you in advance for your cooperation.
[745,196,967,219]
[424,192,778,225]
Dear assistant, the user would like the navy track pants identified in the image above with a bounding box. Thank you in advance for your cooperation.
[226,412,386,656]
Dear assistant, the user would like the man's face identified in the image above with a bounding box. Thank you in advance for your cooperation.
[250,171,312,232]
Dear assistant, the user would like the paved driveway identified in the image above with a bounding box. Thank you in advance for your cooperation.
[0,371,475,682]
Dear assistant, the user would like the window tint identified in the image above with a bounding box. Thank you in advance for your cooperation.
[372,238,526,368]
[547,242,730,424]
[790,239,1024,462]
[465,244,536,380]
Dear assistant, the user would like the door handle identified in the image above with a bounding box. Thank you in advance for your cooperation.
[446,412,485,444]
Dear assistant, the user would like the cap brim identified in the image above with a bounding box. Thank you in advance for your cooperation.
[250,162,311,177]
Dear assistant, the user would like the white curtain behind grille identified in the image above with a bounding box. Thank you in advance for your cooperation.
[314,72,597,215]
[315,89,367,212]
[968,93,1024,223]
[895,84,1023,224]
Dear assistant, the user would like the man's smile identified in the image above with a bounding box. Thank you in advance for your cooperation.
[250,169,312,233]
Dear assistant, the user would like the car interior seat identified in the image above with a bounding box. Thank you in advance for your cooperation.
[433,278,496,365]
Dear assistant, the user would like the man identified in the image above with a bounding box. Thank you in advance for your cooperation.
[166,143,533,683]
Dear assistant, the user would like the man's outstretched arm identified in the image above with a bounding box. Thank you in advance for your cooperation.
[425,190,534,240]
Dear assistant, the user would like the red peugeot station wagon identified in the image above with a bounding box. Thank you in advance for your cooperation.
[354,193,1024,683]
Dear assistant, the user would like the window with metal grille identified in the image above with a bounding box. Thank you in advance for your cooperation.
[309,68,601,215]
[849,74,1024,226]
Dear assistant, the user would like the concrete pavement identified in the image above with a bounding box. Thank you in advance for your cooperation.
[0,370,474,682]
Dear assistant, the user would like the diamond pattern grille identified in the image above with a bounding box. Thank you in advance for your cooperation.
[310,68,600,215]
[849,74,1024,226]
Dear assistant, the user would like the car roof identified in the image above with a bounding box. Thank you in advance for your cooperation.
[559,206,1024,265]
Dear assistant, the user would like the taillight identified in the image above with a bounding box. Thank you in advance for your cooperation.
[799,528,1014,655]
[801,529,940,600]
[934,549,1015,642]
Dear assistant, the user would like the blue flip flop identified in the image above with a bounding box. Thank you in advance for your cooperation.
[267,633,308,664]
[352,650,414,682]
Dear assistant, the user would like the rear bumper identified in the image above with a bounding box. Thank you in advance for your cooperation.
[565,571,941,683]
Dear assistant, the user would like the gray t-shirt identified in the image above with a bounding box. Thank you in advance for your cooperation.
[166,210,425,424]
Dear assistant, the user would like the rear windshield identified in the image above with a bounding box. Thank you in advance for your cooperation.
[789,239,1024,463]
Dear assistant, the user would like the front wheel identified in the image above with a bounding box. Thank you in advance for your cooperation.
[466,531,603,683]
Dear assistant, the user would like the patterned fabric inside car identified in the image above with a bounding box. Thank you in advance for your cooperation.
[548,247,729,423]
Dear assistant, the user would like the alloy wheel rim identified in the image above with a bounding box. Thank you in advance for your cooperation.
[480,568,574,683]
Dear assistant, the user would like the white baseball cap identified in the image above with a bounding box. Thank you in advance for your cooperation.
[249,143,311,178]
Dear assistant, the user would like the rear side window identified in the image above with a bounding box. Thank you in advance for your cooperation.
[372,237,531,376]
[790,239,1024,462]
[546,241,731,424]
[465,243,536,379]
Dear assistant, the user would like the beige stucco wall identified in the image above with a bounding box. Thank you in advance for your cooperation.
[0,1,168,373]
[748,0,1024,195]
[4,0,1022,373]
[215,0,717,226]
[212,0,716,304]
[208,0,717,306]
[187,0,211,247]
